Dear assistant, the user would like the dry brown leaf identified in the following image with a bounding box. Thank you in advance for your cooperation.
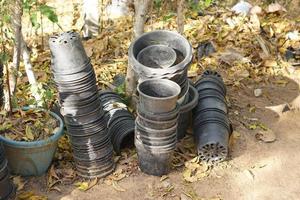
[13,176,26,191]
[266,3,287,13]
[112,181,126,192]
[255,129,276,143]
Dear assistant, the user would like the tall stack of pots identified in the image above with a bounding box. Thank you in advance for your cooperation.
[99,90,135,154]
[0,143,15,200]
[192,70,231,164]
[49,31,114,178]
[129,30,196,139]
[135,79,181,176]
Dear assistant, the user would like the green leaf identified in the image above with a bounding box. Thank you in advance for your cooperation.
[0,52,9,64]
[30,12,40,29]
[39,5,58,23]
[163,12,175,22]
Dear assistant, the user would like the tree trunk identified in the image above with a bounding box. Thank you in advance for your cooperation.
[133,0,151,38]
[21,35,42,105]
[10,0,23,94]
[177,0,185,34]
[0,61,3,108]
[125,0,151,98]
[82,0,100,39]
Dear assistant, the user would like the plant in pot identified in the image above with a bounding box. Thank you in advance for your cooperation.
[0,0,63,176]
[0,85,64,176]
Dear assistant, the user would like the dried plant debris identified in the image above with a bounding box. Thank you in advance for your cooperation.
[0,109,58,141]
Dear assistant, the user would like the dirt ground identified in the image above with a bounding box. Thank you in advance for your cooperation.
[14,0,300,199]
[20,68,300,200]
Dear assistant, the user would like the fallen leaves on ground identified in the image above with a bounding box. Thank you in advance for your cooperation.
[17,191,47,200]
[255,129,276,143]
[13,176,26,191]
[183,157,211,183]
[75,178,98,191]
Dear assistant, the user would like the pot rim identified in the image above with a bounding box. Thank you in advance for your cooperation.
[137,79,181,101]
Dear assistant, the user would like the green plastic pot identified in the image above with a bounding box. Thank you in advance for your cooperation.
[0,107,64,176]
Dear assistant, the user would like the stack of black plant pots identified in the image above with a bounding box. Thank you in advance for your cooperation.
[193,70,231,164]
[99,90,135,154]
[49,31,114,178]
[135,79,181,176]
[0,143,15,200]
[129,30,196,139]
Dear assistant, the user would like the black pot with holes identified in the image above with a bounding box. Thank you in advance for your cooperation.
[192,70,231,164]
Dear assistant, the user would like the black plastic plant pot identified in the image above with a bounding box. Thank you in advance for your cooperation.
[110,121,135,155]
[193,95,228,114]
[59,92,99,107]
[60,98,102,116]
[75,160,115,179]
[136,112,178,130]
[195,77,226,96]
[106,110,134,126]
[193,109,230,126]
[0,173,15,200]
[129,30,193,76]
[56,79,97,93]
[202,70,224,82]
[53,63,95,82]
[72,143,113,161]
[66,116,107,131]
[137,79,181,114]
[0,160,8,181]
[63,107,104,125]
[177,85,199,140]
[135,120,177,138]
[69,128,108,145]
[193,121,230,164]
[178,80,189,104]
[49,31,89,73]
[67,120,107,137]
[57,81,98,94]
[137,44,177,69]
[137,103,179,121]
[136,129,177,147]
[59,88,99,102]
[135,138,173,176]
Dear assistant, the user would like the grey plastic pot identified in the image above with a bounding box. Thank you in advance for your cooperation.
[135,137,174,176]
[137,44,177,68]
[75,159,115,179]
[137,79,181,114]
[49,31,89,73]
[129,30,193,76]
[135,129,177,147]
[137,103,179,122]
[177,85,199,140]
[135,120,178,138]
[136,112,178,130]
